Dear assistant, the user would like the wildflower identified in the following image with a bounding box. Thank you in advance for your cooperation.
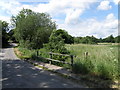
[110,48,113,50]
[114,59,117,62]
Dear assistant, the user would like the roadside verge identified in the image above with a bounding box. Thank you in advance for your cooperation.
[14,47,119,88]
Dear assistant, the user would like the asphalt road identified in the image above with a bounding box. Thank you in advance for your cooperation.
[1,44,84,88]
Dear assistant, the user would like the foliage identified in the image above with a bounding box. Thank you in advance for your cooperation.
[114,35,120,43]
[97,63,112,79]
[8,29,17,42]
[74,36,98,44]
[66,44,118,80]
[45,30,69,54]
[31,52,38,60]
[0,20,9,47]
[74,35,120,44]
[103,35,115,43]
[55,29,74,44]
[72,58,94,74]
[11,8,56,49]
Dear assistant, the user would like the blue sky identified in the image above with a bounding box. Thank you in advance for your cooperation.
[80,2,118,20]
[0,0,119,38]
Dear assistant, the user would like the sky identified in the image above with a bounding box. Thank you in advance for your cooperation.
[0,0,119,38]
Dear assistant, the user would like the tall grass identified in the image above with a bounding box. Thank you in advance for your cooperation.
[66,44,119,80]
[17,44,119,80]
[17,47,71,68]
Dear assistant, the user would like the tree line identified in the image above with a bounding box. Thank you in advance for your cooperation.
[74,35,120,44]
[1,9,119,50]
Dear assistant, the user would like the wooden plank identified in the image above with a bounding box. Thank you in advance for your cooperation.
[49,52,70,57]
[45,58,70,64]
[39,51,75,57]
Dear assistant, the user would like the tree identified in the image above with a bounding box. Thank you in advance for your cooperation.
[8,29,17,42]
[0,20,9,47]
[98,38,103,43]
[45,30,69,54]
[54,29,74,44]
[74,36,98,44]
[103,35,115,43]
[115,35,120,43]
[11,9,56,49]
[90,35,98,44]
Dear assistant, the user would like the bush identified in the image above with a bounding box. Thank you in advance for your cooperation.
[72,58,94,74]
[31,52,38,60]
[97,63,114,80]
[52,55,68,61]
[45,30,70,54]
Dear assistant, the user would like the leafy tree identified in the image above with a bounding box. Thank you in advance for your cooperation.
[8,29,17,42]
[54,29,74,44]
[103,35,115,43]
[11,9,56,49]
[74,36,98,44]
[114,36,120,43]
[45,30,69,54]
[91,35,98,44]
[98,38,103,43]
[0,20,9,47]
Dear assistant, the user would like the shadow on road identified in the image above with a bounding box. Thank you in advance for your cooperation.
[2,59,83,88]
[2,43,18,49]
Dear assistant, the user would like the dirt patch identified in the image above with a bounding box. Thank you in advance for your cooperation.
[14,48,22,57]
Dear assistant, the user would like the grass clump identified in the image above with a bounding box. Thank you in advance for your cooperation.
[72,58,94,74]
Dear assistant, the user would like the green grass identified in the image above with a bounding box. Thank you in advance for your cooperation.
[16,46,71,67]
[14,44,119,88]
[66,44,119,80]
[15,43,119,80]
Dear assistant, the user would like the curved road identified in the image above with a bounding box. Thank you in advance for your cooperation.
[1,44,84,88]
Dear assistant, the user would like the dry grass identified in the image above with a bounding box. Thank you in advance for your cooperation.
[14,48,22,57]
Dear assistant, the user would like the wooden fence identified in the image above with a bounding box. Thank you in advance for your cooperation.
[36,51,75,67]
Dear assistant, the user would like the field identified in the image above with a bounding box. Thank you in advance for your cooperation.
[15,43,119,80]
[66,43,119,80]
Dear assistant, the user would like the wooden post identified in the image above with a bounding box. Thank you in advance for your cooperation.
[84,52,88,60]
[49,52,52,64]
[70,55,74,67]
[37,50,39,57]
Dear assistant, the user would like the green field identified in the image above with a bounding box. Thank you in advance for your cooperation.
[16,43,119,80]
[66,43,119,80]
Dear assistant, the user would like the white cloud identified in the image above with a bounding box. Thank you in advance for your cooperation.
[97,1,112,10]
[32,0,97,25]
[58,13,118,38]
[0,0,22,16]
[106,13,115,20]
[113,0,120,4]
[0,16,11,23]
[65,9,83,24]
[0,0,97,27]
[0,0,118,38]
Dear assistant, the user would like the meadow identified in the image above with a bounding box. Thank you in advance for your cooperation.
[15,43,119,80]
[66,43,119,80]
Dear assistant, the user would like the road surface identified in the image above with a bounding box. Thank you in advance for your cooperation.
[1,44,84,88]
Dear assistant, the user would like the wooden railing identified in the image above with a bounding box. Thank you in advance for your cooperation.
[36,51,75,67]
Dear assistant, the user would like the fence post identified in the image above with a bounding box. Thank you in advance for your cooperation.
[49,52,52,64]
[70,55,74,67]
[36,50,39,57]
[84,52,88,60]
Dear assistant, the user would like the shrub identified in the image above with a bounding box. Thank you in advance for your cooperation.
[31,52,38,60]
[45,30,69,54]
[45,30,70,63]
[72,58,94,74]
[97,63,113,79]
